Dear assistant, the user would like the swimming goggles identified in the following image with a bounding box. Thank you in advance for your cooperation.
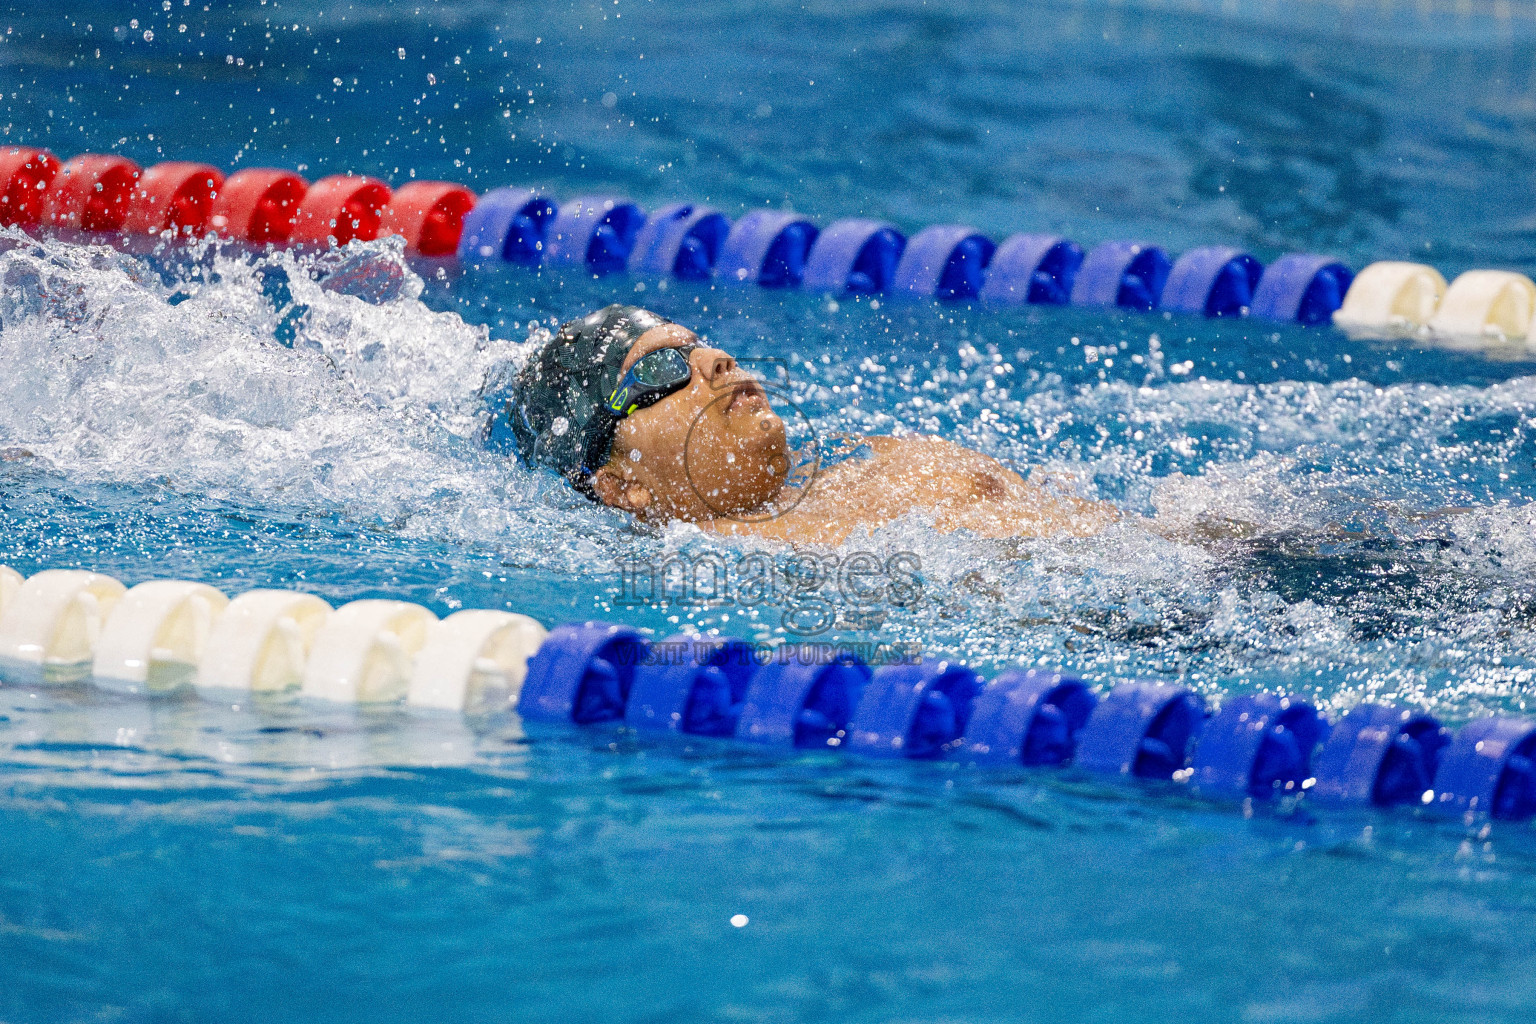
[605,344,697,417]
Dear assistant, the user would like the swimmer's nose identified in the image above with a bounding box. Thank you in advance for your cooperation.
[692,347,737,381]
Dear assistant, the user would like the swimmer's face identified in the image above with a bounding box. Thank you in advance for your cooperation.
[588,324,790,520]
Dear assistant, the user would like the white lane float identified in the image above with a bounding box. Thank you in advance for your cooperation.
[194,590,333,695]
[1425,270,1536,348]
[92,580,230,694]
[1332,260,1446,337]
[407,609,547,713]
[0,569,127,684]
[0,565,23,622]
[300,599,438,704]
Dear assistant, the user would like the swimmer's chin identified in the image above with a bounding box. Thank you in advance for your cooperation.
[728,407,785,446]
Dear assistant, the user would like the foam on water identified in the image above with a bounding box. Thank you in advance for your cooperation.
[0,230,643,573]
[0,231,508,506]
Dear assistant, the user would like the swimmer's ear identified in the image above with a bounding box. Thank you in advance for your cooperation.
[590,466,653,514]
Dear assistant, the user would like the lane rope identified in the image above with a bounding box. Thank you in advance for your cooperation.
[1,564,1531,821]
[3,146,1534,348]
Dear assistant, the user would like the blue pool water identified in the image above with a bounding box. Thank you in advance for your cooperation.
[5,0,1536,1019]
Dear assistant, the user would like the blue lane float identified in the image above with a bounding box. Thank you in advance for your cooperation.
[514,619,1536,821]
[717,210,819,288]
[624,635,758,736]
[733,651,871,748]
[802,218,906,294]
[979,233,1084,306]
[455,186,556,264]
[1250,253,1355,325]
[543,196,646,276]
[627,202,730,281]
[445,185,1342,328]
[1161,245,1264,318]
[1074,681,1206,779]
[446,183,1338,328]
[894,225,996,300]
[961,670,1096,766]
[846,659,981,759]
[517,622,648,724]
[1431,716,1536,821]
[1070,240,1172,311]
[448,187,1342,329]
[1310,703,1449,807]
[450,189,1345,329]
[1188,694,1328,801]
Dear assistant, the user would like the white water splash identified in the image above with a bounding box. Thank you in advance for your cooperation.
[0,230,632,552]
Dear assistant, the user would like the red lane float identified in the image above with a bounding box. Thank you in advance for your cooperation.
[209,168,309,244]
[378,181,477,256]
[289,174,391,248]
[122,161,225,236]
[0,146,59,227]
[41,154,141,232]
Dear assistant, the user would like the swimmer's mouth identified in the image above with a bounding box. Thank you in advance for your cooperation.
[724,380,770,414]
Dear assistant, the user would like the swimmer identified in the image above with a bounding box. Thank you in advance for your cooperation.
[501,305,1118,544]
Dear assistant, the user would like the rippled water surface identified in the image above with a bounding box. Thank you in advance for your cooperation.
[4,1,1536,1021]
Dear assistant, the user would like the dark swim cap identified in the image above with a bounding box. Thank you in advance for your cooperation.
[505,304,673,498]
